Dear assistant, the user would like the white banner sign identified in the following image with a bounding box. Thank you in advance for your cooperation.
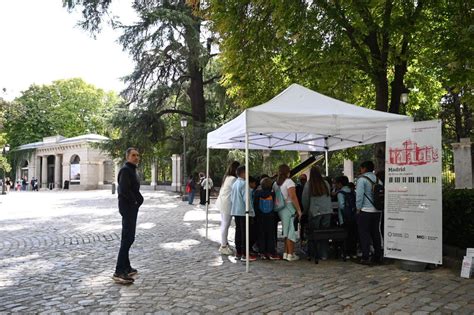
[384,120,442,264]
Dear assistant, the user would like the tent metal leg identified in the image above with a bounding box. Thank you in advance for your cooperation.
[325,149,329,177]
[205,148,209,239]
[245,132,250,273]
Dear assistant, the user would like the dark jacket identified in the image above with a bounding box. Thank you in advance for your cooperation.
[118,162,144,211]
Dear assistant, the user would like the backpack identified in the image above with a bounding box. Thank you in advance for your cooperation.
[337,190,357,223]
[258,194,274,214]
[185,182,191,193]
[273,184,286,212]
[361,175,384,211]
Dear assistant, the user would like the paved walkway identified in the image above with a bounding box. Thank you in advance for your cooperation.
[0,190,472,314]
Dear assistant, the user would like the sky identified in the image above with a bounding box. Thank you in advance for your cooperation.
[0,0,136,100]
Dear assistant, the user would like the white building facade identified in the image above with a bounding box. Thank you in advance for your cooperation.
[16,134,115,190]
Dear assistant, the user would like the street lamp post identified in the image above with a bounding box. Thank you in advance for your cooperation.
[180,118,188,201]
[1,144,10,195]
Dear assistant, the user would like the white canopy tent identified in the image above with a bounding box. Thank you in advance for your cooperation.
[205,83,412,271]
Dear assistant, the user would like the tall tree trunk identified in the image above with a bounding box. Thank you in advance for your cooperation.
[184,12,206,124]
[374,71,389,171]
[187,65,206,123]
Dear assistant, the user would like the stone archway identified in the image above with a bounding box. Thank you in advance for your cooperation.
[70,155,81,185]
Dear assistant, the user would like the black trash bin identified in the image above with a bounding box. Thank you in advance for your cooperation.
[63,180,69,190]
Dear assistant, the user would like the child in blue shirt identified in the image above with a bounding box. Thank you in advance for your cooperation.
[230,166,256,262]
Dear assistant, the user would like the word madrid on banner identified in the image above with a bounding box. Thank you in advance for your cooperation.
[389,139,439,166]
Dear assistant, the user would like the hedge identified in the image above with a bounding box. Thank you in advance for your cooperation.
[443,188,474,249]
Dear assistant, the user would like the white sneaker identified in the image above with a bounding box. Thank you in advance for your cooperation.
[219,245,233,255]
[283,253,288,260]
[286,254,300,261]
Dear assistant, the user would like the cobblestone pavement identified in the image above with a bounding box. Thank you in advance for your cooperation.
[0,190,472,314]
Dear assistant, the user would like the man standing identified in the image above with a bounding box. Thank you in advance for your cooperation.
[199,172,213,206]
[113,147,144,284]
[355,160,382,265]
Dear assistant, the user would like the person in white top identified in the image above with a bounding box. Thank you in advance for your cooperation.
[274,164,303,261]
[215,161,240,255]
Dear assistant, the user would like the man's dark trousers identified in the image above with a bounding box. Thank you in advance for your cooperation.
[357,211,382,261]
[115,207,138,273]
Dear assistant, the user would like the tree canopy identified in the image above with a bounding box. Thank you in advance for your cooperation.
[4,78,119,149]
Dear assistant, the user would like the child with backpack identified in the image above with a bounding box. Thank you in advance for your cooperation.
[253,177,281,260]
[336,176,358,259]
[355,160,383,265]
[231,166,257,262]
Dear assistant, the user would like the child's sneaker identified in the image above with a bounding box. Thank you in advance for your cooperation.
[268,254,282,260]
[219,245,233,255]
[259,253,268,260]
[235,254,242,261]
[283,253,288,260]
[286,254,300,261]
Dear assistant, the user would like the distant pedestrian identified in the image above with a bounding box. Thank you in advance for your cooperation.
[199,173,213,205]
[113,147,144,285]
[185,174,196,205]
[21,176,28,191]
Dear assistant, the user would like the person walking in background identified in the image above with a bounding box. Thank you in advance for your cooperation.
[113,147,144,285]
[199,172,213,205]
[186,174,196,205]
[21,176,28,191]
[302,166,332,260]
[355,161,382,265]
[231,165,256,262]
[5,177,11,192]
[215,161,240,255]
[274,164,302,261]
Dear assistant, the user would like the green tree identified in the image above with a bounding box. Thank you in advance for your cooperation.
[64,0,228,176]
[208,1,453,169]
[4,78,119,148]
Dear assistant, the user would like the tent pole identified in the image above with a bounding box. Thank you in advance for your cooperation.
[205,147,210,239]
[245,132,250,273]
[325,149,329,177]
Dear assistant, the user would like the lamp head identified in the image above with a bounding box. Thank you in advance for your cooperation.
[180,117,188,128]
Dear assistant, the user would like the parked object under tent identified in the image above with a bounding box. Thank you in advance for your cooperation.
[205,83,412,272]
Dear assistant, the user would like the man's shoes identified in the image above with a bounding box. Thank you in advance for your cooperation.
[127,267,138,276]
[112,273,134,284]
[219,245,234,255]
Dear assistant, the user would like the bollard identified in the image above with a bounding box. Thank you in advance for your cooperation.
[112,183,116,194]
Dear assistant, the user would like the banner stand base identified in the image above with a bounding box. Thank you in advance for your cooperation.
[400,260,427,272]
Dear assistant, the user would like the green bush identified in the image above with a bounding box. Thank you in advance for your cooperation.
[443,188,474,249]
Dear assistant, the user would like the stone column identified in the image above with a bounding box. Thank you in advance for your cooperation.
[35,156,41,181]
[171,154,182,192]
[54,155,62,189]
[343,159,354,183]
[41,156,48,189]
[98,161,104,186]
[452,138,473,189]
[150,159,157,189]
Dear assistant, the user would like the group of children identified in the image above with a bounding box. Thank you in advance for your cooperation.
[217,160,363,264]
